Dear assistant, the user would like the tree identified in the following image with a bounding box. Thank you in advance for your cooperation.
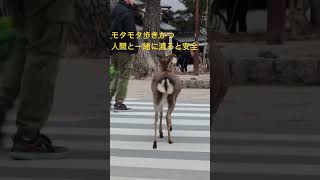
[0,0,9,16]
[68,0,110,58]
[143,0,162,56]
[110,0,117,10]
[132,0,161,79]
[267,0,286,44]
[172,0,207,32]
[208,0,231,128]
[310,0,320,28]
[287,0,310,36]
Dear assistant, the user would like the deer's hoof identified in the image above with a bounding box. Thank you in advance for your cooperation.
[170,126,173,131]
[153,141,157,149]
[159,132,163,138]
[168,139,173,144]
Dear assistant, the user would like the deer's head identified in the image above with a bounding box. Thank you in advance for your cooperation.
[157,54,178,72]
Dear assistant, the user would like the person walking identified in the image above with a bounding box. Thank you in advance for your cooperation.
[110,0,138,110]
[226,0,249,33]
[0,0,74,160]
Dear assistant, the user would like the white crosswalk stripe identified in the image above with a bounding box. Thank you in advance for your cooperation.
[0,119,107,179]
[213,131,320,179]
[110,100,210,180]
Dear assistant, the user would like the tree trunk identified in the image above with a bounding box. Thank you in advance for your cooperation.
[0,0,9,16]
[208,32,231,128]
[288,0,310,36]
[267,0,286,44]
[143,0,161,36]
[132,0,162,79]
[110,0,117,11]
[67,0,110,58]
[143,0,162,57]
[132,39,158,79]
[310,0,320,28]
[208,0,231,128]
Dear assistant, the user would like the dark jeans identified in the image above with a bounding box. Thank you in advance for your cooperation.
[226,0,249,33]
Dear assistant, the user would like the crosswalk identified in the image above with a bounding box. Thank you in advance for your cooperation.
[213,131,320,179]
[110,99,210,180]
[0,115,107,180]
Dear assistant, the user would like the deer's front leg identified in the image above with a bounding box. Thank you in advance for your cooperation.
[159,106,163,138]
[153,111,159,149]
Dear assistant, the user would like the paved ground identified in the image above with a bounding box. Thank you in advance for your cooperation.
[112,73,210,179]
[2,56,320,179]
[110,98,210,180]
[127,80,210,101]
[0,58,108,180]
[0,57,210,180]
[213,86,320,180]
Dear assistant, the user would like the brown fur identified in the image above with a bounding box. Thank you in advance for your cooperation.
[151,54,182,149]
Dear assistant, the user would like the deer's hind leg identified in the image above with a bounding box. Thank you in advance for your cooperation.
[166,98,176,144]
[159,106,163,138]
[153,106,160,149]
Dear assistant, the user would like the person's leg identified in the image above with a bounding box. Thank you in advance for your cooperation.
[0,5,27,144]
[0,33,26,146]
[110,54,120,104]
[184,57,189,72]
[9,1,72,159]
[114,52,132,109]
[0,36,26,109]
[226,0,237,33]
[15,25,63,131]
[238,0,248,32]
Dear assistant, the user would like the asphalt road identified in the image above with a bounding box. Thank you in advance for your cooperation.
[213,86,320,180]
[110,98,210,180]
[0,58,108,180]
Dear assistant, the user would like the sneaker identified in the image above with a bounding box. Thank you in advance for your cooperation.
[9,132,69,160]
[114,103,130,110]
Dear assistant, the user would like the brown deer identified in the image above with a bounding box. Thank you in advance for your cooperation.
[151,54,182,149]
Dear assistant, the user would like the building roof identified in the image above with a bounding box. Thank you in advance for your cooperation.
[134,0,144,7]
[160,22,177,32]
[173,32,206,43]
[135,22,177,32]
[134,0,186,11]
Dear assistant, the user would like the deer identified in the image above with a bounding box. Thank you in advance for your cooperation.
[151,54,182,149]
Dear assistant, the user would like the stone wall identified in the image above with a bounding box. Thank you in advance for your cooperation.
[230,57,320,85]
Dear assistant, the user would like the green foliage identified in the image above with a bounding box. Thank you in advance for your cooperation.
[0,16,13,29]
[109,65,118,80]
[171,0,207,32]
[0,16,16,46]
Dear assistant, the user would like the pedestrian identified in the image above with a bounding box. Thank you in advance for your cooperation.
[226,0,249,33]
[190,49,201,72]
[0,0,74,160]
[177,53,188,72]
[110,0,138,110]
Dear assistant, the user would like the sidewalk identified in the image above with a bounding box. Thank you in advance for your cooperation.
[127,79,210,102]
[2,58,108,180]
[215,86,320,134]
[219,40,320,85]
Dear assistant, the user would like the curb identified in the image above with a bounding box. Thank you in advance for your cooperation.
[229,57,320,85]
[179,57,320,88]
[182,80,210,89]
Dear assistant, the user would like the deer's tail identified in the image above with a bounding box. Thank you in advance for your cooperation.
[157,78,173,95]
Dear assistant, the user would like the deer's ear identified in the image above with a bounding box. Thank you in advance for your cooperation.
[168,54,177,62]
[171,56,177,64]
